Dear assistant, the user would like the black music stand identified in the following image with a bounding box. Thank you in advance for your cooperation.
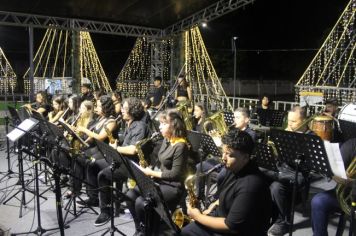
[0,106,20,182]
[95,140,132,236]
[256,108,286,127]
[253,143,279,173]
[223,111,234,126]
[270,129,334,236]
[95,140,179,236]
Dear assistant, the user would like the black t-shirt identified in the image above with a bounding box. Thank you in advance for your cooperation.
[340,138,356,169]
[151,86,165,106]
[216,161,272,236]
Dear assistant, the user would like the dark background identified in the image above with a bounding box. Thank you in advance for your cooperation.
[0,0,349,91]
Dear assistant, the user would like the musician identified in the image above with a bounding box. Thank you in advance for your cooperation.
[83,97,149,226]
[148,76,166,109]
[126,110,188,235]
[48,95,66,124]
[195,107,256,201]
[175,76,192,105]
[93,88,106,104]
[182,129,272,236]
[63,94,81,124]
[111,89,123,117]
[24,91,50,117]
[192,103,206,133]
[80,83,94,102]
[268,106,312,236]
[311,138,356,236]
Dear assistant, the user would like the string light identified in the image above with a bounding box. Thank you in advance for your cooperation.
[0,47,17,95]
[24,28,112,95]
[296,0,355,104]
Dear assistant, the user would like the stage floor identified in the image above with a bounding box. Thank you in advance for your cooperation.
[0,138,351,236]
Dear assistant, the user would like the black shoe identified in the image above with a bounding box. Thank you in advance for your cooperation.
[76,198,99,207]
[267,221,289,236]
[94,212,111,227]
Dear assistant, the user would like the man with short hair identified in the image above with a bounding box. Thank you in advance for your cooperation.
[148,76,165,109]
[268,106,311,236]
[80,83,94,102]
[182,129,272,236]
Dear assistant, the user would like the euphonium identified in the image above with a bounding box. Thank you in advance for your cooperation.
[203,111,228,136]
[176,101,193,131]
[336,157,356,216]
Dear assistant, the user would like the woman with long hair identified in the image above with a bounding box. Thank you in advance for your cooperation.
[193,103,206,133]
[48,95,67,124]
[126,110,188,235]
[175,76,192,104]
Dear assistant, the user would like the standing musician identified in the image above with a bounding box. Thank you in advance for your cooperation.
[48,95,67,124]
[181,129,272,236]
[80,83,94,102]
[175,75,193,106]
[311,138,356,236]
[126,110,188,235]
[83,97,150,226]
[148,76,166,109]
[268,106,313,236]
[23,91,51,117]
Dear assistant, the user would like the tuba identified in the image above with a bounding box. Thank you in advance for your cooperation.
[336,157,356,216]
[176,101,193,131]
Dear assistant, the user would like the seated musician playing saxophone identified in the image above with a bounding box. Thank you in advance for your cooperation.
[23,91,51,117]
[311,138,356,236]
[82,97,150,226]
[182,129,272,236]
[126,110,188,236]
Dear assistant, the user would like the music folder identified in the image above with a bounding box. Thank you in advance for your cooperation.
[58,120,89,148]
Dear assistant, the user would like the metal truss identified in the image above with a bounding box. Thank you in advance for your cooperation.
[164,0,255,36]
[0,11,163,38]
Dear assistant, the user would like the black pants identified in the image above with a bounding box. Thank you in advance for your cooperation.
[181,221,224,236]
[126,183,182,232]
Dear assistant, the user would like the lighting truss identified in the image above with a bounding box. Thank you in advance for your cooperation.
[0,11,163,38]
[164,0,255,36]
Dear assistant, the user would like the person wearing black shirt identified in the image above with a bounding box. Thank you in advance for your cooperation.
[193,103,206,133]
[126,110,188,235]
[195,107,256,201]
[182,129,272,236]
[148,76,166,109]
[88,97,150,226]
[311,138,356,236]
[80,83,94,102]
[23,91,51,117]
[175,76,192,105]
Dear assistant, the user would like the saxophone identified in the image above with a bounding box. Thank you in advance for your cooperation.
[104,125,116,144]
[135,132,161,168]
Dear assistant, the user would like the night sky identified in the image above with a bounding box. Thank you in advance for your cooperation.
[0,0,349,91]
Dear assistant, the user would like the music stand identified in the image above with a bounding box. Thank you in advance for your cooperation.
[256,108,286,127]
[223,111,234,126]
[270,129,334,236]
[95,140,179,236]
[253,143,279,173]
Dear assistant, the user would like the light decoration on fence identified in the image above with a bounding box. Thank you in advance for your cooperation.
[24,29,112,95]
[0,47,17,95]
[295,0,355,105]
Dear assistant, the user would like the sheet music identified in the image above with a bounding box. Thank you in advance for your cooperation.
[7,118,38,142]
[324,141,347,179]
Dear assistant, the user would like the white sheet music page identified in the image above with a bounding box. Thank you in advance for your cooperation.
[7,118,37,142]
[324,141,347,179]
